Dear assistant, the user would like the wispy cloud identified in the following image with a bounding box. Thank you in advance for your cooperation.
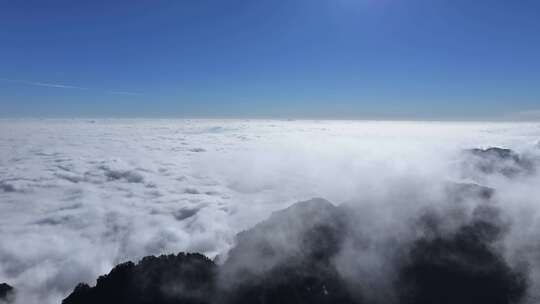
[0,78,88,90]
[0,78,141,95]
[31,82,87,89]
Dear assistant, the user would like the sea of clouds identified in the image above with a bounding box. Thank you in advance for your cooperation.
[1,119,540,304]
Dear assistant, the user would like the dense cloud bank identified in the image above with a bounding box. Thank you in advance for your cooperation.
[2,120,540,303]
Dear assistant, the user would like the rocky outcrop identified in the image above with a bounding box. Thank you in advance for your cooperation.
[62,253,216,304]
[0,283,14,303]
[220,198,357,304]
[397,204,527,304]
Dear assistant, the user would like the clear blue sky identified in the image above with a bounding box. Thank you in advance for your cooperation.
[1,0,539,119]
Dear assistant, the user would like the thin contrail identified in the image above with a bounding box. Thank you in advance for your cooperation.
[0,78,141,95]
[0,78,88,89]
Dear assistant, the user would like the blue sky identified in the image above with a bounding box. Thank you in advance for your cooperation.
[1,0,539,119]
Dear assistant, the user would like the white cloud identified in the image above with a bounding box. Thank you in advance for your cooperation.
[0,119,540,303]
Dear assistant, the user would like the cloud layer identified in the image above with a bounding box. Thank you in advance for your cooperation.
[1,119,540,303]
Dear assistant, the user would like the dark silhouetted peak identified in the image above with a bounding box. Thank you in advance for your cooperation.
[62,253,216,304]
[233,197,345,258]
[63,198,529,304]
[470,147,517,160]
[220,198,357,304]
[223,198,347,277]
[397,204,527,304]
[0,283,14,303]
